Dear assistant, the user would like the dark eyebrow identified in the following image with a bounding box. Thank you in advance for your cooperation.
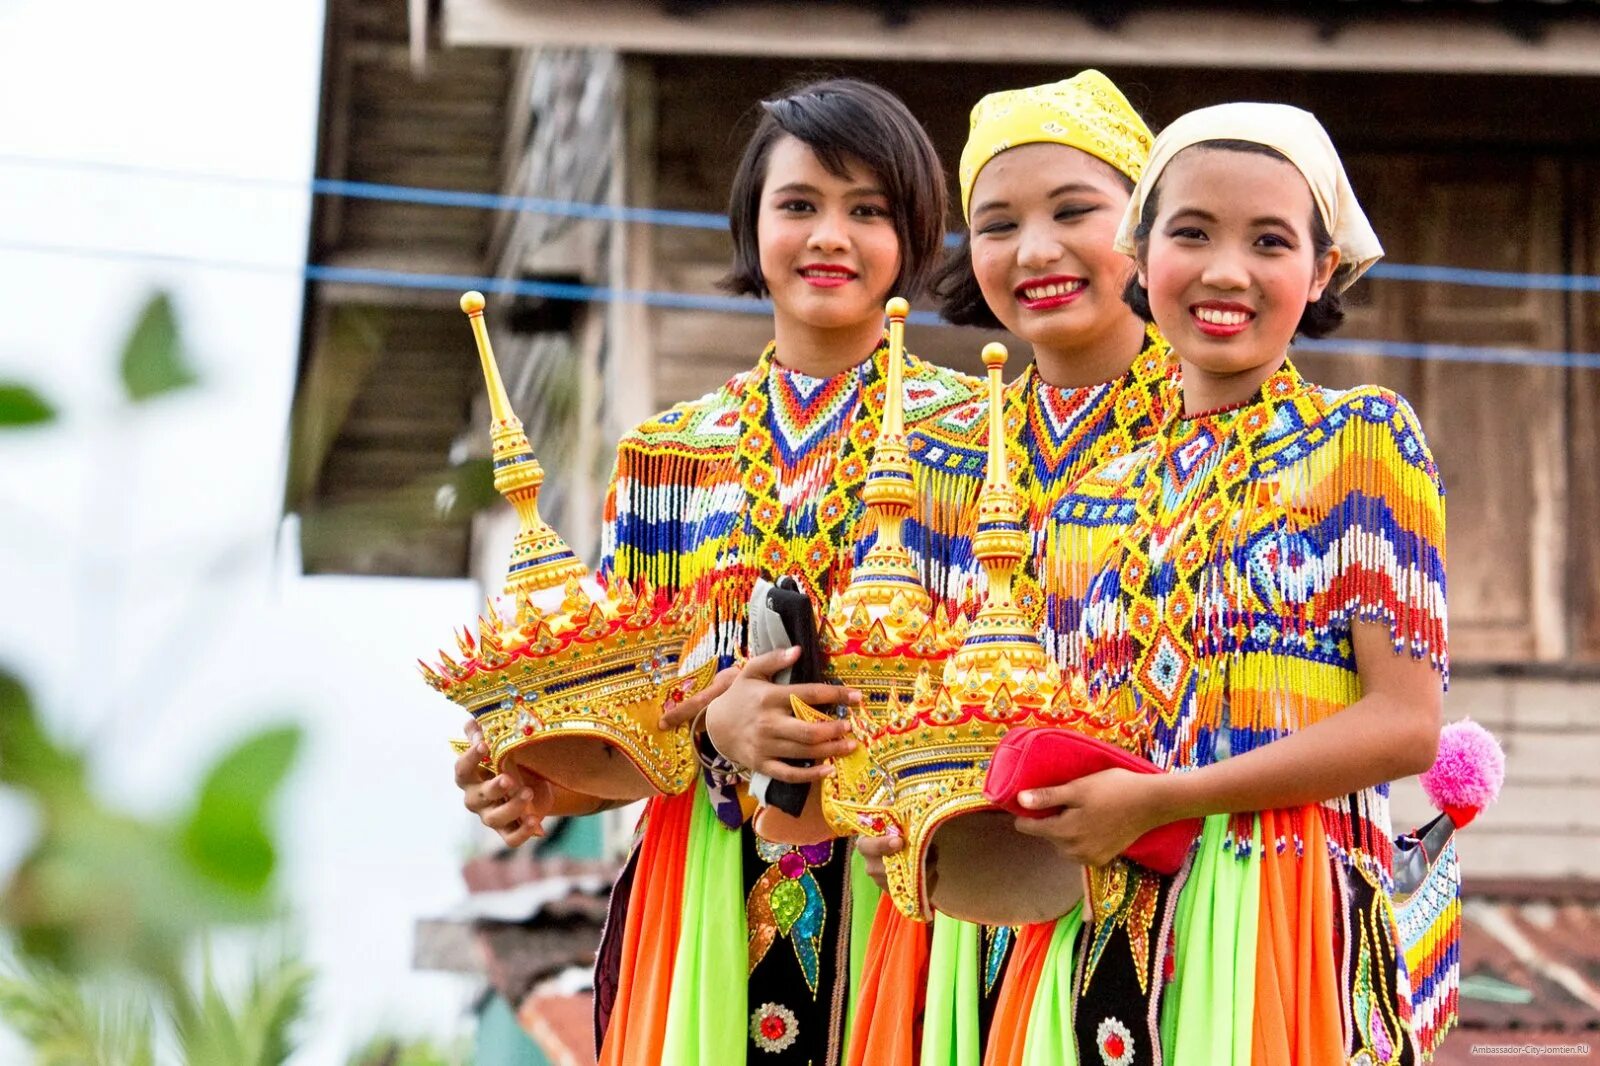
[1169,206,1300,231]
[973,181,1105,217]
[770,181,887,199]
[1250,215,1297,231]
[1046,181,1105,199]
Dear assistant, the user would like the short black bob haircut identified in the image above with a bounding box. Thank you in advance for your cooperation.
[1121,139,1350,340]
[720,78,948,302]
[932,165,1136,330]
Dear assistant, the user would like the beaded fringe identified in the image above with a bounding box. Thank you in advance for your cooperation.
[1054,385,1448,886]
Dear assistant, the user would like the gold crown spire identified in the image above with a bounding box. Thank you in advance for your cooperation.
[832,297,929,616]
[957,342,1038,660]
[460,291,587,594]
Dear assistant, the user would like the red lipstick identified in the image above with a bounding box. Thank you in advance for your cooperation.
[1189,300,1255,338]
[1014,274,1087,312]
[798,263,858,288]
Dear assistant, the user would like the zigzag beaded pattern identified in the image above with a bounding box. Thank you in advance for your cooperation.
[602,340,983,675]
[905,325,1175,657]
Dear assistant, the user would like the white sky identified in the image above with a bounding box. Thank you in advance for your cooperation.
[0,0,486,1060]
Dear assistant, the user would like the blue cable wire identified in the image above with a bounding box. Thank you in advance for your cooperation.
[310,178,731,231]
[8,240,1600,371]
[6,152,1600,293]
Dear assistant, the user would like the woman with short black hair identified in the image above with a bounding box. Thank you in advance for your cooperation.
[456,77,981,1066]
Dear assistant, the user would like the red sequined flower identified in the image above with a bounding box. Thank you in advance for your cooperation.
[1095,1017,1134,1066]
[750,1002,798,1053]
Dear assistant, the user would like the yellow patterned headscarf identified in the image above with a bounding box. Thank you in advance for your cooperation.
[957,69,1154,221]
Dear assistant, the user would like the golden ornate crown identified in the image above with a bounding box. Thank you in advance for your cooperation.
[419,292,712,798]
[806,343,1129,921]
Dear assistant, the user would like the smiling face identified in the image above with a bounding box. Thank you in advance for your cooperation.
[1137,145,1339,402]
[757,134,902,340]
[968,142,1146,379]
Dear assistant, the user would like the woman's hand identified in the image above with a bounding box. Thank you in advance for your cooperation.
[1012,767,1166,867]
[855,830,902,892]
[703,647,861,782]
[454,717,555,848]
[657,665,738,731]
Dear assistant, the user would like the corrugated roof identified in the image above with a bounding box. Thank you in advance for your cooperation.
[1457,878,1600,1036]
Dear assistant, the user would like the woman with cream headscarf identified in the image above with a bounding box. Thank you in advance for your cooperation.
[1013,103,1446,1064]
[849,69,1180,1066]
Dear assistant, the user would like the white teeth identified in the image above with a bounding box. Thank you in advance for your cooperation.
[1020,280,1086,301]
[802,268,853,279]
[1195,307,1251,326]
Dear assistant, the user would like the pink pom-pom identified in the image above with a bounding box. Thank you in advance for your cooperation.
[1420,718,1505,825]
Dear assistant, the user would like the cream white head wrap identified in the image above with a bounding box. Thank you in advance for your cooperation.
[1114,102,1382,291]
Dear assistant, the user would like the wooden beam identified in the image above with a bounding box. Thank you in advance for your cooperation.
[443,0,1600,77]
[488,50,540,269]
[408,0,430,76]
[608,57,659,433]
[317,54,356,248]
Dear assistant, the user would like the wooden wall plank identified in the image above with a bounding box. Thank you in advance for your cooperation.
[445,0,1600,78]
[1569,162,1600,663]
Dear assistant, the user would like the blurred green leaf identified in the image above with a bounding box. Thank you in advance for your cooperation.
[0,383,56,427]
[348,1035,465,1066]
[173,951,312,1066]
[5,808,268,979]
[0,961,155,1066]
[0,669,86,802]
[3,674,297,981]
[180,726,303,895]
[445,457,499,514]
[119,291,198,402]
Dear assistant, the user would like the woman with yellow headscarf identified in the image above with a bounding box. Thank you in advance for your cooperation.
[850,69,1178,1066]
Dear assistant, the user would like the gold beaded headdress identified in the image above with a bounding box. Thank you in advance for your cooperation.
[418,292,712,797]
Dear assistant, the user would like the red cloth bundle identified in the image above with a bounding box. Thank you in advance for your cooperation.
[983,727,1203,874]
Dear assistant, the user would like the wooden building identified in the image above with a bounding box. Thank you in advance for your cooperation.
[290,0,1600,881]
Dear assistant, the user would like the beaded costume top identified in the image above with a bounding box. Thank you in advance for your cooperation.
[906,324,1175,647]
[594,338,982,1063]
[602,338,983,678]
[1056,360,1448,887]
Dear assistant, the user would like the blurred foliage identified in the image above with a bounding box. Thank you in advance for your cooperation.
[0,668,309,1063]
[0,287,198,430]
[119,293,197,403]
[180,727,301,898]
[0,291,315,1064]
[0,669,301,983]
[296,457,498,564]
[0,384,55,427]
[346,1034,467,1066]
[0,964,153,1066]
[168,953,312,1066]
